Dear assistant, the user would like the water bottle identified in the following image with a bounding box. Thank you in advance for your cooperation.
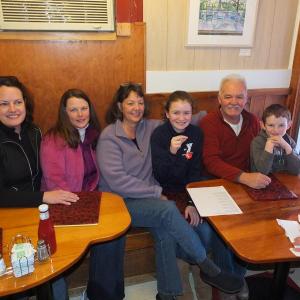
[38,204,57,255]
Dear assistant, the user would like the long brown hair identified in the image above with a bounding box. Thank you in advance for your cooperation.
[48,89,100,148]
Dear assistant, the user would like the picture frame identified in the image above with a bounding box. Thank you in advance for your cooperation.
[187,0,259,47]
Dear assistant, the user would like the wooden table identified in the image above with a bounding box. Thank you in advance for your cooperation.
[0,192,131,297]
[187,173,300,300]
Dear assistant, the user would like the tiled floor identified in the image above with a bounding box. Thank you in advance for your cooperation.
[69,268,300,300]
[68,274,159,300]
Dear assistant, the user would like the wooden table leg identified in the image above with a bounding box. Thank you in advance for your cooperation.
[270,262,290,300]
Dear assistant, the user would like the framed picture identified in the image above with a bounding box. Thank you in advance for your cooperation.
[187,0,259,47]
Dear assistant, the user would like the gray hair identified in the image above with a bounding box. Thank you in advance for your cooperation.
[219,74,247,96]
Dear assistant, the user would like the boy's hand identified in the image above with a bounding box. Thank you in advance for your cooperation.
[265,136,292,154]
[170,135,188,154]
[265,137,277,153]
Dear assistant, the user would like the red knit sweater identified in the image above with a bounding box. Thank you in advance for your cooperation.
[199,109,260,181]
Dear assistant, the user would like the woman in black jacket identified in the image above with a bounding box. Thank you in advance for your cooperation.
[0,76,78,207]
[0,76,78,300]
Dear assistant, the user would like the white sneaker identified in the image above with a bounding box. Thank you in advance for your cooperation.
[80,289,89,300]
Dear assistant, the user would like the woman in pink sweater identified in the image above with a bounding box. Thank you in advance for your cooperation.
[40,89,125,300]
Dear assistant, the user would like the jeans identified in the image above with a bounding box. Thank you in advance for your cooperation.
[125,197,244,296]
[0,277,68,300]
[52,277,68,300]
[86,237,125,300]
[177,221,246,277]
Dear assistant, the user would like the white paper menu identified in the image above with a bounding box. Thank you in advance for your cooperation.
[187,186,242,217]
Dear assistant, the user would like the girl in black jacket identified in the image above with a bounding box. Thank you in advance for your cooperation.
[151,91,246,299]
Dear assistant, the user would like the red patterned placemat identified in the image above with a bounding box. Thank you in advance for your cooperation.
[243,174,298,201]
[49,191,101,226]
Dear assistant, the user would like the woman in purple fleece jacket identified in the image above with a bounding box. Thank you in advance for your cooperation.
[97,83,243,300]
[40,89,125,300]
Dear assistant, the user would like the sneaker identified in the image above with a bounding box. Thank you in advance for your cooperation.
[81,288,89,300]
[200,270,243,294]
[156,293,177,300]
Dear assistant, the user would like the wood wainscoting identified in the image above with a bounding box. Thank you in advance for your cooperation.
[147,88,291,123]
[0,22,145,133]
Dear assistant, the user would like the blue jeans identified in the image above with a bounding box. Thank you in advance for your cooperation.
[177,221,246,276]
[52,277,68,300]
[125,197,244,296]
[87,237,125,300]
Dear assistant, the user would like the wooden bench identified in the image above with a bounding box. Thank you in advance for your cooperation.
[66,88,290,287]
[124,88,290,276]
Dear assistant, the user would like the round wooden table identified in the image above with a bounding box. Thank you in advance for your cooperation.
[0,192,131,297]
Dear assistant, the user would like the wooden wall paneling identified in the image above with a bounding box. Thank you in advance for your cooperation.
[144,0,297,71]
[0,23,145,133]
[0,32,117,41]
[248,96,266,119]
[267,0,298,68]
[219,48,245,70]
[288,22,300,139]
[243,0,275,69]
[264,95,286,107]
[166,0,195,70]
[143,0,168,70]
[189,0,222,70]
[147,88,290,120]
[194,48,221,70]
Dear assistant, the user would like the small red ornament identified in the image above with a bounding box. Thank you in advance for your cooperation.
[185,152,193,160]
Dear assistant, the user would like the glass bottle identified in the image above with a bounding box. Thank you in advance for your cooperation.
[38,204,57,255]
[0,253,6,276]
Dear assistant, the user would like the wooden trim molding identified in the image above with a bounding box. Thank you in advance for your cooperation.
[288,23,300,139]
[0,31,116,41]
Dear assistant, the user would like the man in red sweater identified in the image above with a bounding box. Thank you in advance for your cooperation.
[200,74,271,189]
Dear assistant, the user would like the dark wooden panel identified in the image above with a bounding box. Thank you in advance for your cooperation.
[0,23,145,133]
[288,22,300,138]
[249,96,266,120]
[147,88,290,120]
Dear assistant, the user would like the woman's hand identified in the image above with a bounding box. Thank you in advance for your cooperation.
[185,205,201,226]
[170,135,188,155]
[43,190,79,205]
[160,194,168,201]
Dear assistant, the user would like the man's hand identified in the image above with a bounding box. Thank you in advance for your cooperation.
[265,136,292,155]
[170,135,188,155]
[238,172,271,189]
